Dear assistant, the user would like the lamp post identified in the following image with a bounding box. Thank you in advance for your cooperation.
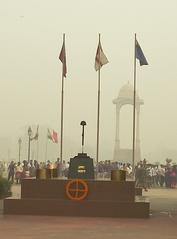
[28,126,32,163]
[18,138,22,163]
[80,121,86,153]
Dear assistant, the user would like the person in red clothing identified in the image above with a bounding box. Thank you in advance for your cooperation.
[170,167,177,188]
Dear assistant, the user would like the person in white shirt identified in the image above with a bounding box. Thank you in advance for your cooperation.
[15,162,23,184]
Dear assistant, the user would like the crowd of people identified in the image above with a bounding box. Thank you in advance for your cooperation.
[0,158,177,190]
[0,159,69,184]
[0,159,133,183]
[135,159,177,190]
[96,160,132,178]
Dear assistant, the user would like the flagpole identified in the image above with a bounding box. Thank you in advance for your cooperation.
[96,33,101,164]
[45,136,48,165]
[36,139,39,162]
[60,33,65,164]
[132,33,137,178]
[36,125,39,162]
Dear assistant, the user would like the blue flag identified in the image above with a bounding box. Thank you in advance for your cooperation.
[136,40,148,66]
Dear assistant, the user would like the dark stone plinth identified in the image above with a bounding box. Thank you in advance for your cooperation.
[4,179,150,218]
[68,153,94,179]
[21,179,135,202]
[4,198,149,218]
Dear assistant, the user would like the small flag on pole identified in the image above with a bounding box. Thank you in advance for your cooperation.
[52,130,58,143]
[59,37,67,77]
[30,125,39,141]
[47,129,58,143]
[135,40,148,66]
[95,40,108,71]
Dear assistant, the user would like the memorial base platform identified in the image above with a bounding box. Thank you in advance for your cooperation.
[4,179,149,218]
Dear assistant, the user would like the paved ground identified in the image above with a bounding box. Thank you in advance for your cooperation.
[0,185,177,239]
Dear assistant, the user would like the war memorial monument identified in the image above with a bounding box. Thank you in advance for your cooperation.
[4,104,149,218]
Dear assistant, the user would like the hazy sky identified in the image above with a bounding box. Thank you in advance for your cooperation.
[0,0,177,163]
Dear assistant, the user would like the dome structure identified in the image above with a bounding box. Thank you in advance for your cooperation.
[113,82,143,106]
[118,82,139,99]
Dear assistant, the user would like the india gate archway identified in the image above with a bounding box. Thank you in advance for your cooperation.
[113,82,144,163]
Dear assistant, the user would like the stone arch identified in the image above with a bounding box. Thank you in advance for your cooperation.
[113,82,144,163]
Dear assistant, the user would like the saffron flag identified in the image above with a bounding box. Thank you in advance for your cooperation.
[59,40,67,77]
[47,129,58,143]
[95,40,108,71]
[30,125,39,141]
[52,130,58,143]
[136,40,148,66]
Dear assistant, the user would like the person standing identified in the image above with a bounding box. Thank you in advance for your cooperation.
[15,162,23,184]
[158,165,165,187]
[8,161,15,183]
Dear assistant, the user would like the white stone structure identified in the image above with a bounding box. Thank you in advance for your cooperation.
[113,82,144,163]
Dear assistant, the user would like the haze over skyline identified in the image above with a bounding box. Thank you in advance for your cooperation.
[0,0,177,163]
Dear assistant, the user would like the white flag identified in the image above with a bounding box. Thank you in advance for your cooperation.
[95,41,108,71]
